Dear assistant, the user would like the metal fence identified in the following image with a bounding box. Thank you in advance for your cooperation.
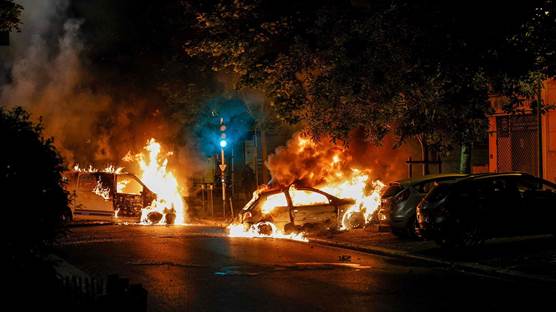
[496,114,539,175]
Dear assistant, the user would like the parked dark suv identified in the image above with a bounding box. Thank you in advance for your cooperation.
[416,172,556,247]
[377,174,468,238]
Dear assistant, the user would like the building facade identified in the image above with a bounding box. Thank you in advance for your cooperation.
[488,80,556,183]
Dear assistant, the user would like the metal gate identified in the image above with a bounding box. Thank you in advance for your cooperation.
[496,114,538,175]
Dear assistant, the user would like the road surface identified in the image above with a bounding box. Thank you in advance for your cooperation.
[56,225,555,311]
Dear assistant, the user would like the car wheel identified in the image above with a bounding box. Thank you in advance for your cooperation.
[284,223,298,234]
[405,216,419,239]
[455,218,483,248]
[435,237,456,248]
[60,209,73,224]
[343,211,365,230]
[391,227,408,238]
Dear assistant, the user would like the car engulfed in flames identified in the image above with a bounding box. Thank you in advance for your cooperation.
[227,133,385,240]
[228,136,384,240]
[65,138,186,225]
[228,175,384,240]
[237,184,357,235]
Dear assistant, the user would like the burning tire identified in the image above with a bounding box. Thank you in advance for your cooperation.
[164,212,176,225]
[253,222,274,235]
[147,211,163,224]
[343,211,365,230]
[283,223,299,234]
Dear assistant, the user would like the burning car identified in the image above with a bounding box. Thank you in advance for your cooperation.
[238,183,358,234]
[65,170,176,223]
[64,139,186,225]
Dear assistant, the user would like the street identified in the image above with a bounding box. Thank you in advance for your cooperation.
[56,225,556,311]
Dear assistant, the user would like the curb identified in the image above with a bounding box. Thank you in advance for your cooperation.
[309,237,556,286]
[67,221,115,228]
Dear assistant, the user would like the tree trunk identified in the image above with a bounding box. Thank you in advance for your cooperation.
[260,127,269,183]
[459,143,472,174]
[418,136,430,176]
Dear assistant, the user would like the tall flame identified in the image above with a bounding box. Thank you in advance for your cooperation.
[136,138,186,225]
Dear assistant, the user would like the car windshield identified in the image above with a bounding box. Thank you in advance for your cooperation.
[382,184,403,198]
[425,184,453,202]
[242,191,260,211]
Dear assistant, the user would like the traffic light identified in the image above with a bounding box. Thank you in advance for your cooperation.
[219,118,227,148]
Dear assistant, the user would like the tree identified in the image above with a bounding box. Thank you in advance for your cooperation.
[184,0,546,173]
[1,106,72,308]
[0,0,22,32]
[0,106,70,263]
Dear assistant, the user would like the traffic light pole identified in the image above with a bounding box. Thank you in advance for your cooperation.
[218,118,228,219]
[220,146,227,218]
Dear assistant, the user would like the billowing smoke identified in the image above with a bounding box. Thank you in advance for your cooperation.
[346,129,414,182]
[266,130,412,187]
[0,0,199,182]
[0,0,104,163]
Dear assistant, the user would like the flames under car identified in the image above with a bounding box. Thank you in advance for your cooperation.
[65,171,158,220]
[239,184,359,234]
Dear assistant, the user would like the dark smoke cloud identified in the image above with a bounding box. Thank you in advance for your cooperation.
[0,0,109,163]
[0,0,206,184]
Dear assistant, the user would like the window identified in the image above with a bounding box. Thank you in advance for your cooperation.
[513,177,539,193]
[259,192,288,214]
[289,187,329,206]
[382,184,403,198]
[416,181,438,194]
[78,173,100,192]
[117,175,143,195]
[541,181,556,192]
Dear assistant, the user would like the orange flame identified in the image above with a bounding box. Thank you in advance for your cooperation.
[92,178,111,200]
[227,222,308,242]
[73,164,124,174]
[134,138,186,225]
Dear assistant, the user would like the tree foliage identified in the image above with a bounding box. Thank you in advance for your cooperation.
[0,106,69,263]
[0,0,22,32]
[184,0,550,155]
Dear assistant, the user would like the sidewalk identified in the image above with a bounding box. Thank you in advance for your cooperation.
[69,214,138,227]
[310,228,556,285]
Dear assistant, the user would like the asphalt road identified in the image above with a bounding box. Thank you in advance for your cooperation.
[57,225,556,311]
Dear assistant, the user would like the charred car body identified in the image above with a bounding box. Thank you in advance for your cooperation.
[417,172,556,247]
[65,171,157,219]
[239,184,356,234]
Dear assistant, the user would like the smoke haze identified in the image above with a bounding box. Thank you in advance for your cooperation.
[0,0,203,184]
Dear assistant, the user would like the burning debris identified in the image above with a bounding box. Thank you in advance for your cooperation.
[227,222,308,242]
[92,178,111,200]
[228,133,385,240]
[73,164,125,174]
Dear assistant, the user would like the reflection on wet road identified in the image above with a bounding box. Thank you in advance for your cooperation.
[57,225,556,311]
